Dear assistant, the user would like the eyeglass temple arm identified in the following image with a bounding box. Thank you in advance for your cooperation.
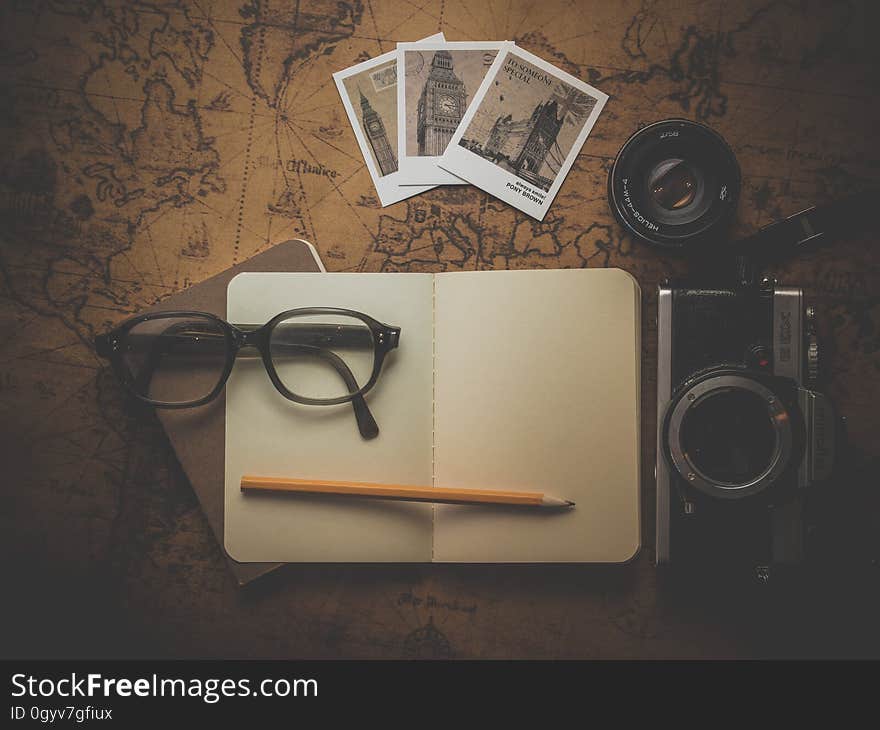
[280,344,379,440]
[239,322,376,347]
[238,324,379,439]
[96,322,375,355]
[96,322,379,361]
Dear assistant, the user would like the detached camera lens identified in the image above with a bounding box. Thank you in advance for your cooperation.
[608,119,741,251]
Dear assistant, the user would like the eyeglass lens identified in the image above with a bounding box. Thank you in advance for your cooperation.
[269,313,375,400]
[120,314,229,405]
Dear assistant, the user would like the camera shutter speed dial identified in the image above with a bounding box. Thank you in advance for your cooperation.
[747,344,772,370]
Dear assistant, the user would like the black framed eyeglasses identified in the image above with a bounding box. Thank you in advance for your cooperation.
[94,308,401,440]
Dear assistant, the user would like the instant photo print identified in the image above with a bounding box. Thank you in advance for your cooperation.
[333,33,444,206]
[439,46,608,220]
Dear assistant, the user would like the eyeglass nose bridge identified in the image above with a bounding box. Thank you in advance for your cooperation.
[232,326,265,350]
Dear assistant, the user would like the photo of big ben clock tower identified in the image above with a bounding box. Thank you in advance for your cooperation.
[416,51,467,156]
[359,88,397,176]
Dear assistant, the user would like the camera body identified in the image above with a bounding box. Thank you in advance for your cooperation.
[655,279,835,571]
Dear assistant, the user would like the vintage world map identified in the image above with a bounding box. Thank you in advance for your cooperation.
[1,0,878,658]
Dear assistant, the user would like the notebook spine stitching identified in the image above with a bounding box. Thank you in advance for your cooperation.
[431,273,436,562]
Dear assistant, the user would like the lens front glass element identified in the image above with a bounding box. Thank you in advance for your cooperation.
[270,313,375,400]
[680,387,777,486]
[642,154,708,226]
[648,158,697,210]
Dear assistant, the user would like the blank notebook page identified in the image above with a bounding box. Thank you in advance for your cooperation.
[225,272,434,563]
[432,269,641,563]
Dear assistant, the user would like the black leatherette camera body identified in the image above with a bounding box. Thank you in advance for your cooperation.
[655,280,833,572]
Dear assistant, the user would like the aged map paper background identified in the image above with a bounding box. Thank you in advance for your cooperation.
[1,0,878,658]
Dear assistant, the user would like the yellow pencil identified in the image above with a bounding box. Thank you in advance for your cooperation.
[240,476,575,508]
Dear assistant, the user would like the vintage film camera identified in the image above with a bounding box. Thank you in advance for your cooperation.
[654,274,834,571]
[609,119,867,574]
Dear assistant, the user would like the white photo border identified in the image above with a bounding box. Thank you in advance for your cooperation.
[437,46,609,220]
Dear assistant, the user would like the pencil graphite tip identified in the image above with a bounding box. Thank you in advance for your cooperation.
[541,495,575,508]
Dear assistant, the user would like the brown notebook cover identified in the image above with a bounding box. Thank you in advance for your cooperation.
[147,240,323,585]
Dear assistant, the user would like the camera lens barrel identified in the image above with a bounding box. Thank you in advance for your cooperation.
[608,119,741,251]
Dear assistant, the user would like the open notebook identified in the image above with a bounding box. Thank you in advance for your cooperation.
[225,269,641,563]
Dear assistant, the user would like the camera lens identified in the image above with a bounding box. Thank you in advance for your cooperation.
[608,119,740,250]
[680,388,777,486]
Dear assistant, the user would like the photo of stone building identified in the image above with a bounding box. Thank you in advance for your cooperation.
[457,54,599,192]
[416,51,467,157]
[403,47,500,159]
[359,88,397,175]
[340,58,400,178]
[481,100,565,191]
